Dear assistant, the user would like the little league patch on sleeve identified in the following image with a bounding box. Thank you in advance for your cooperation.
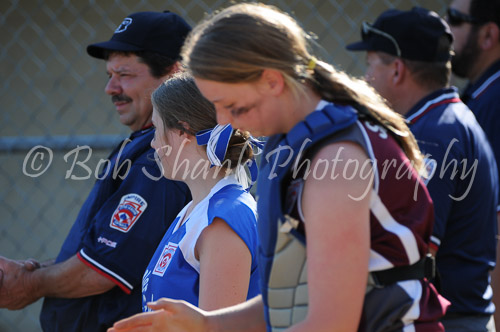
[422,158,438,185]
[153,242,179,277]
[110,193,148,233]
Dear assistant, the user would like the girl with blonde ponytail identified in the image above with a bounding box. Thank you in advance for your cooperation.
[109,3,448,332]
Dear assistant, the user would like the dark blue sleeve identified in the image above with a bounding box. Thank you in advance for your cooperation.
[79,153,190,293]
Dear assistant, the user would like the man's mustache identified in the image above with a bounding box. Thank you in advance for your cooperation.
[112,94,133,104]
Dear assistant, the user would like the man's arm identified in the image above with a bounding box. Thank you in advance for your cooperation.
[0,254,115,310]
[17,258,55,271]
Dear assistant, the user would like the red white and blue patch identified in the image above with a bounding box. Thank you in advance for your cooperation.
[110,193,148,233]
[422,157,437,185]
[153,242,178,277]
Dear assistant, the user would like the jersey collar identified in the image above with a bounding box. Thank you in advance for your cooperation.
[130,125,154,139]
[405,87,461,125]
[463,59,500,101]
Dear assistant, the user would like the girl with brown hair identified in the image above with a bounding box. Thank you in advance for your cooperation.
[110,3,448,331]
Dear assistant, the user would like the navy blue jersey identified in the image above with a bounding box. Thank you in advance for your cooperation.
[142,176,260,309]
[39,127,191,332]
[406,87,499,315]
[462,60,500,212]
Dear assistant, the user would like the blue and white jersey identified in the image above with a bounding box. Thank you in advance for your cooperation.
[142,175,260,310]
[40,127,191,332]
[462,59,500,212]
[406,87,499,315]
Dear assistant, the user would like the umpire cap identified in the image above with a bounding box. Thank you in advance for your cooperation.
[346,7,453,63]
[87,11,192,60]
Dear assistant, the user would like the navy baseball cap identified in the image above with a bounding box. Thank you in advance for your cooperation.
[87,11,192,60]
[346,7,453,62]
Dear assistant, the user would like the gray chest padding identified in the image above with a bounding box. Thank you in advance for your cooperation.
[267,229,308,330]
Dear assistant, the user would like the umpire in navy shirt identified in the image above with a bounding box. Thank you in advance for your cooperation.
[449,0,500,219]
[347,7,499,331]
[0,11,192,331]
[447,2,500,326]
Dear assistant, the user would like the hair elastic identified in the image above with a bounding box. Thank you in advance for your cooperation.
[307,56,317,71]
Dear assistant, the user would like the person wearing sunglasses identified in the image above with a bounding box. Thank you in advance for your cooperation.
[347,6,499,332]
[448,2,500,328]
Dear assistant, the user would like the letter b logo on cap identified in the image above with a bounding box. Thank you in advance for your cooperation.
[115,18,132,33]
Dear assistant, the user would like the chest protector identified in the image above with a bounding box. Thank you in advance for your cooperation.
[256,103,358,330]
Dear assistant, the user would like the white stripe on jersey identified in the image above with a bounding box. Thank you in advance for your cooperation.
[403,323,416,332]
[430,235,441,247]
[472,70,500,99]
[356,121,379,193]
[178,205,204,273]
[369,249,394,271]
[370,191,421,265]
[177,175,242,273]
[79,249,133,290]
[399,279,423,331]
[406,91,457,123]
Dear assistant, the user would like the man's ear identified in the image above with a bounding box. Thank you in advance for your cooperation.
[392,58,406,85]
[479,22,500,50]
[259,69,285,96]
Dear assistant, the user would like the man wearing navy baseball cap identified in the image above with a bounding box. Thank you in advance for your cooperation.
[347,7,499,331]
[86,10,192,131]
[87,11,191,61]
[0,11,192,331]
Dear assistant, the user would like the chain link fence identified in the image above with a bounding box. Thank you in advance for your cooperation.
[1,0,449,330]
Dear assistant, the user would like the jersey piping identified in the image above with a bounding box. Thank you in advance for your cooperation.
[77,249,133,294]
[472,69,500,99]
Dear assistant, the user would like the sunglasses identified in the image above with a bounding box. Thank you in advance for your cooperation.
[362,21,401,57]
[446,8,486,26]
